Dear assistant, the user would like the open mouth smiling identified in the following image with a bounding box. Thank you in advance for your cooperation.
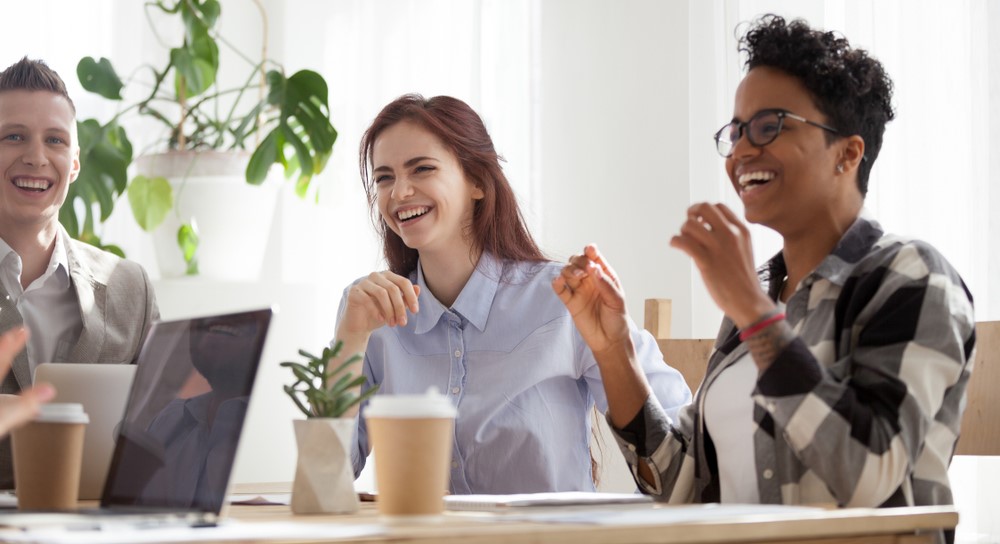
[737,171,775,194]
[397,206,431,223]
[12,177,53,193]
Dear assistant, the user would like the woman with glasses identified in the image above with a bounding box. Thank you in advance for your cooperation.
[334,94,691,494]
[554,14,975,533]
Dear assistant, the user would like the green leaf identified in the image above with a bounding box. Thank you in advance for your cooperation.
[283,385,313,418]
[171,45,216,98]
[284,340,374,418]
[127,175,173,231]
[61,119,132,245]
[177,221,200,275]
[77,57,124,100]
[246,130,280,184]
[254,69,337,197]
[297,348,321,361]
[282,361,321,380]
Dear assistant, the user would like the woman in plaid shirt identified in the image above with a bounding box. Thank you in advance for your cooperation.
[554,14,975,544]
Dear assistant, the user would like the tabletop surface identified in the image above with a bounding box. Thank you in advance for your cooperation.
[225,499,958,544]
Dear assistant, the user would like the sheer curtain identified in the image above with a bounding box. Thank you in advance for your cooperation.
[703,0,998,322]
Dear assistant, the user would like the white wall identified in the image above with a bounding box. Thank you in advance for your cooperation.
[536,0,702,336]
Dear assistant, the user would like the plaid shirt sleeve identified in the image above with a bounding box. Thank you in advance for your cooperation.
[607,216,975,514]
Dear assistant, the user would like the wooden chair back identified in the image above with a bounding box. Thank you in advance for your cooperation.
[955,320,999,456]
[644,299,711,394]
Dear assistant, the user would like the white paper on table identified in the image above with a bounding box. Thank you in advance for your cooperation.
[0,520,383,544]
[502,503,821,525]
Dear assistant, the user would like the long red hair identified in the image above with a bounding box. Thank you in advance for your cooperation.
[359,94,545,275]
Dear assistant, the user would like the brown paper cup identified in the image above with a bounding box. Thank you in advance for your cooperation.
[364,389,457,516]
[367,416,454,516]
[11,403,88,511]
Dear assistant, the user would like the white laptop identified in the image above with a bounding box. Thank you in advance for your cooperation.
[1,308,273,529]
[32,363,136,500]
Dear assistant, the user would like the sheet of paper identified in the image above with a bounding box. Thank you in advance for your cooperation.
[502,503,821,525]
[0,520,383,543]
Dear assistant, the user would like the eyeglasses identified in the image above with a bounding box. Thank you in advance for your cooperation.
[714,109,840,158]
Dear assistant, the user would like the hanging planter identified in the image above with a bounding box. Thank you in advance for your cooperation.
[134,151,279,280]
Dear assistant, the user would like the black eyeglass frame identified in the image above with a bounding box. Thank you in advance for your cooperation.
[713,109,840,158]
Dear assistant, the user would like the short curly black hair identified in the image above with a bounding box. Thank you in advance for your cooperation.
[739,15,894,196]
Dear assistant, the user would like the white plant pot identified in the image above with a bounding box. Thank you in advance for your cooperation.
[291,418,359,515]
[135,151,279,281]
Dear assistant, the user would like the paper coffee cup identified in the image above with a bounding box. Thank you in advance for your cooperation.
[365,387,456,516]
[11,403,89,510]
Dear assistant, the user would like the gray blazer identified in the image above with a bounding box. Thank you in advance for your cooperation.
[0,228,159,488]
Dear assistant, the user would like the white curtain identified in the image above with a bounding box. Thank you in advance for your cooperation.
[702,0,999,321]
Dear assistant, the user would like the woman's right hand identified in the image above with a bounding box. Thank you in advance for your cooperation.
[552,244,632,356]
[336,271,421,342]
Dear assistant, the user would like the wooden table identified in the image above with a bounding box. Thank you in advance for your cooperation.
[226,499,957,544]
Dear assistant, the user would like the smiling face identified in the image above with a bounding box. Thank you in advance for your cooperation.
[0,90,79,234]
[372,120,484,257]
[726,66,860,236]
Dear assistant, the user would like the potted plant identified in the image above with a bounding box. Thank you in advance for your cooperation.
[64,0,337,278]
[281,341,377,515]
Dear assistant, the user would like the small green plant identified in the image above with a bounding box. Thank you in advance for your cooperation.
[281,341,378,418]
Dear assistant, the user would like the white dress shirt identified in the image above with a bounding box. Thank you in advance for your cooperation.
[0,235,82,375]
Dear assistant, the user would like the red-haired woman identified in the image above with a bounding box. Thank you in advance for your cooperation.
[334,94,690,495]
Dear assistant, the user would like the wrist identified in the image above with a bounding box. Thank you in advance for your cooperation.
[591,336,637,369]
[731,299,780,330]
[738,311,785,342]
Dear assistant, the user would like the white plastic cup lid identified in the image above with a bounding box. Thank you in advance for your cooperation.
[34,403,89,424]
[364,386,457,419]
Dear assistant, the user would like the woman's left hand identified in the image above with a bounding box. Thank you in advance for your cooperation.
[670,202,775,328]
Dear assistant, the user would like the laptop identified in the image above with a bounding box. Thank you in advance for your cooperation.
[32,363,136,500]
[2,308,273,529]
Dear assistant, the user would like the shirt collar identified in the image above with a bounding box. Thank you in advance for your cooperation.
[0,232,71,290]
[762,209,884,290]
[411,252,502,334]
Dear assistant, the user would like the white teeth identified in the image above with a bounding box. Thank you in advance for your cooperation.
[13,178,50,191]
[397,207,429,221]
[738,171,775,187]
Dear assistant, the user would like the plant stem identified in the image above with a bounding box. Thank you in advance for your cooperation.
[253,0,267,148]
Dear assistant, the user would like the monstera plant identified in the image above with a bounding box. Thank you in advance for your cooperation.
[63,0,337,270]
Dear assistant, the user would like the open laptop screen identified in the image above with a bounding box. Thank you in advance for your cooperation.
[100,308,272,513]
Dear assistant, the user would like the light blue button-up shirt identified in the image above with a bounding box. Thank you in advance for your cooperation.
[342,253,691,494]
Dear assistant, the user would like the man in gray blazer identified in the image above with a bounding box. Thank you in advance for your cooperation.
[0,57,158,488]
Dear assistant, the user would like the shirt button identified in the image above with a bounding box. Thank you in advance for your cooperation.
[454,350,462,357]
[762,469,774,480]
[451,387,460,395]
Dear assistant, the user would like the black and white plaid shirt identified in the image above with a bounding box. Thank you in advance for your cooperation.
[612,213,975,541]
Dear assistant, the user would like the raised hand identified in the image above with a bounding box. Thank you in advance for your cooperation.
[669,202,775,328]
[552,244,631,356]
[0,328,55,436]
[336,271,422,342]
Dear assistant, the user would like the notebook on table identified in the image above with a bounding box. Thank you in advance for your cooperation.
[31,363,136,501]
[1,308,273,530]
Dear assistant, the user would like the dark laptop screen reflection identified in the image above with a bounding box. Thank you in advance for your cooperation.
[102,312,267,512]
